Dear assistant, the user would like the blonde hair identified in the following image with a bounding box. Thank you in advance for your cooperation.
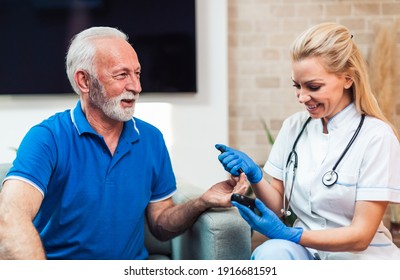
[290,22,399,139]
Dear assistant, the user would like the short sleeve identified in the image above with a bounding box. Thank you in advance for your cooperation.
[263,112,310,181]
[6,125,57,196]
[149,131,177,202]
[356,126,400,202]
[263,123,288,181]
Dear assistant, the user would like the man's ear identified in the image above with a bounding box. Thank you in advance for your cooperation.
[75,70,90,94]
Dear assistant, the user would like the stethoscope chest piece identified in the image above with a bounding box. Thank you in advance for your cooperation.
[280,208,292,217]
[322,170,338,187]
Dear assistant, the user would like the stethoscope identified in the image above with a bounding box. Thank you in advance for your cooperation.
[281,114,365,218]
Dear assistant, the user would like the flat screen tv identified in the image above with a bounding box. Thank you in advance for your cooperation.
[0,0,197,94]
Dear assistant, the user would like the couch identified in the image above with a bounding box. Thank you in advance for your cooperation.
[0,163,252,260]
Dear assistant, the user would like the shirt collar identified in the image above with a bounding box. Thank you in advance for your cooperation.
[326,102,359,132]
[70,100,140,143]
[121,116,140,144]
[70,100,96,135]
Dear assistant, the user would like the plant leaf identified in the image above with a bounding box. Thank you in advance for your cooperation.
[260,118,275,145]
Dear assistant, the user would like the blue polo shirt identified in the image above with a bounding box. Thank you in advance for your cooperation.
[6,101,176,259]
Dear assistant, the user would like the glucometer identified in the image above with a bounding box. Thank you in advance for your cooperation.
[231,194,261,216]
[231,193,255,209]
[216,146,244,174]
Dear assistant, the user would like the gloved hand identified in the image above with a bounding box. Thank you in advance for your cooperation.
[215,144,263,184]
[232,198,303,243]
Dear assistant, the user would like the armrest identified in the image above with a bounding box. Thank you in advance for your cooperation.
[171,180,252,260]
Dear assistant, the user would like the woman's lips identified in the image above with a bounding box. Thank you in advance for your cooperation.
[306,103,320,113]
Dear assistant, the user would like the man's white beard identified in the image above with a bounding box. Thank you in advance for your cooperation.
[89,79,138,122]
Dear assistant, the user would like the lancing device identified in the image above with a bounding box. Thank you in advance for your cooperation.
[217,146,244,174]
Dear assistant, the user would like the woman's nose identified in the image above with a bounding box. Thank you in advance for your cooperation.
[297,90,311,103]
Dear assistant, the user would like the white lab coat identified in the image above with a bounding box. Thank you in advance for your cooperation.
[264,103,400,259]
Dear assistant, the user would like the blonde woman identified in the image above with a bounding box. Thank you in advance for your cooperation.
[217,22,400,259]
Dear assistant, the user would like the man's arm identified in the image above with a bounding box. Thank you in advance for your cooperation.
[0,180,46,259]
[146,173,248,241]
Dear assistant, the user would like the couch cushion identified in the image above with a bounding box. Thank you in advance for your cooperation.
[144,221,172,259]
[0,163,12,186]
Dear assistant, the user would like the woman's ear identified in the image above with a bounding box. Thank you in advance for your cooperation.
[74,70,90,94]
[344,75,354,89]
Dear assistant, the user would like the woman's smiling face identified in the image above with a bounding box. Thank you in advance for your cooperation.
[291,56,353,126]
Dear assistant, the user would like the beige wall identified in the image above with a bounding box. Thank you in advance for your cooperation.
[228,0,400,165]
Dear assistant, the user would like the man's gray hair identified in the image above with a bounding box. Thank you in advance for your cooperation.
[65,26,129,95]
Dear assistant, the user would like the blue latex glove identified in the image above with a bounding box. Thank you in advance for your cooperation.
[232,198,303,243]
[215,144,263,184]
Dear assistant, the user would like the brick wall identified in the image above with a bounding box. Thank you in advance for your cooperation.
[228,0,400,165]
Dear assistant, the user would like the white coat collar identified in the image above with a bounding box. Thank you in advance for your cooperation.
[325,102,359,132]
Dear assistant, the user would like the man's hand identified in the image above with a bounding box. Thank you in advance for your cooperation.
[200,172,249,208]
[146,172,249,241]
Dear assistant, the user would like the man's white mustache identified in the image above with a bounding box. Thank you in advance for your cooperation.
[118,92,139,101]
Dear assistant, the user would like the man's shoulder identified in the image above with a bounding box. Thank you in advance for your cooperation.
[37,109,73,129]
[27,109,74,142]
[132,117,163,136]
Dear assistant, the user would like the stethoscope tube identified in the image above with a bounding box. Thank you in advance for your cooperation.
[321,114,365,187]
[282,117,311,218]
[281,114,365,217]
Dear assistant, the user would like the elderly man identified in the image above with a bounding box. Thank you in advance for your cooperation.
[0,26,247,260]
